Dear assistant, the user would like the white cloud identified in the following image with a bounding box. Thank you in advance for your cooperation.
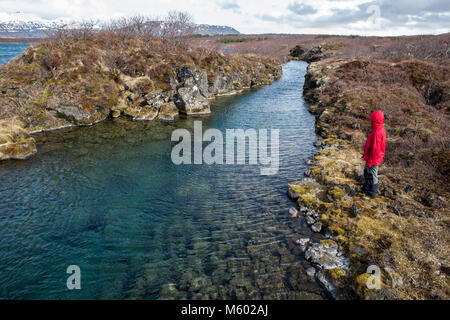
[0,0,448,35]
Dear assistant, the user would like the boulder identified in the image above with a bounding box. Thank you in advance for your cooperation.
[304,45,324,62]
[289,45,306,58]
[0,120,37,161]
[174,65,210,115]
[311,222,322,233]
[305,240,348,270]
[287,188,300,200]
[111,109,121,118]
[288,207,298,218]
[209,71,235,96]
[306,215,316,225]
[306,267,316,278]
[157,102,179,121]
[145,89,171,108]
[54,105,109,126]
[124,105,159,121]
[295,237,310,252]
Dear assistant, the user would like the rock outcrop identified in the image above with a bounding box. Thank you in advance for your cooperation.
[157,102,179,121]
[0,38,282,160]
[289,44,325,63]
[0,119,36,160]
[173,66,210,115]
[288,50,449,299]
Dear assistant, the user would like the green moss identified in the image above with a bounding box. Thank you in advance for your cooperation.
[311,166,322,176]
[291,184,311,195]
[363,207,377,216]
[329,186,345,200]
[328,268,346,280]
[33,86,51,107]
[35,45,47,57]
[320,213,329,225]
[300,194,317,207]
[320,239,337,247]
[336,235,348,246]
[329,224,345,236]
[356,273,371,288]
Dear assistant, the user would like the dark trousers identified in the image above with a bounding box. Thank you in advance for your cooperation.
[362,164,378,197]
[364,165,378,184]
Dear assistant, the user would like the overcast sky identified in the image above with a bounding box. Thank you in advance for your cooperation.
[0,0,449,35]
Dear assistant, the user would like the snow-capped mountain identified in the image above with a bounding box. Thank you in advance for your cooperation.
[0,12,240,38]
[195,24,239,36]
[0,12,99,38]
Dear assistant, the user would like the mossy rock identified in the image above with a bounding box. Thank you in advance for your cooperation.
[0,137,37,160]
[329,186,345,200]
[329,224,346,236]
[328,268,347,280]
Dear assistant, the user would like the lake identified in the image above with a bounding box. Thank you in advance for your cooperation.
[0,43,36,66]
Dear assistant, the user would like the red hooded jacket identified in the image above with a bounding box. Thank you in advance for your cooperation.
[363,110,386,167]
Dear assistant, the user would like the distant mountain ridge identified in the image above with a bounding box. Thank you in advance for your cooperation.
[0,12,240,38]
[195,24,240,36]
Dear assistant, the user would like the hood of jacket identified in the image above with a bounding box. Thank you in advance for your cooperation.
[370,110,384,130]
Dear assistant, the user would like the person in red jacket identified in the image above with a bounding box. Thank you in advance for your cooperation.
[361,110,386,199]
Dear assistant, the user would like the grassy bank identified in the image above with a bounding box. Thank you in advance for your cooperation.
[288,43,449,299]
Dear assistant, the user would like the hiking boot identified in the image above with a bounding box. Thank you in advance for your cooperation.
[360,194,371,201]
[367,183,378,199]
[361,181,368,194]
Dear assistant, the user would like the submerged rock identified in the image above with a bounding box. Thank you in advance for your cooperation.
[311,222,322,233]
[159,283,180,300]
[295,237,310,252]
[306,215,316,225]
[306,267,316,278]
[288,207,299,218]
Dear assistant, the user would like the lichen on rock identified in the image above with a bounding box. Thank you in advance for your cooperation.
[0,119,37,160]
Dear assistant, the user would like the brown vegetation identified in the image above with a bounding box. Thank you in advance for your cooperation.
[289,39,449,299]
[1,17,448,299]
[0,15,281,160]
[191,33,450,63]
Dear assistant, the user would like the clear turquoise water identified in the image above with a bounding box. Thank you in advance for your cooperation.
[0,61,326,299]
[0,43,35,65]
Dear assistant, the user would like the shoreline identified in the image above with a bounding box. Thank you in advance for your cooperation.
[0,38,43,44]
[27,85,259,137]
[286,48,449,300]
[0,39,282,161]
